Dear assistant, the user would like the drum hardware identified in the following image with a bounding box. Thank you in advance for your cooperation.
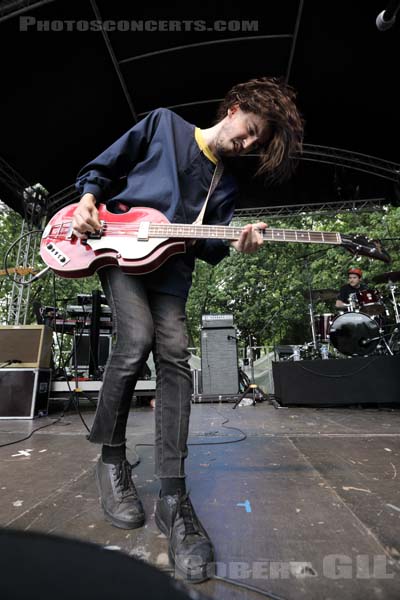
[328,311,398,357]
[388,327,400,354]
[371,270,400,284]
[304,288,338,302]
[348,292,358,312]
[387,283,400,324]
[300,254,336,357]
[329,312,381,356]
[376,334,394,356]
[313,313,334,343]
[300,279,400,359]
[355,288,386,316]
[308,304,318,350]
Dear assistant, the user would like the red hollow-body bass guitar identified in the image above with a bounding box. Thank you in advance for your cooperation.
[40,203,390,279]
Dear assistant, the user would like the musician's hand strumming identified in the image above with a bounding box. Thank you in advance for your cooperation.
[71,193,101,240]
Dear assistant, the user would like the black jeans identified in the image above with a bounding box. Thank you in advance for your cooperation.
[88,266,192,479]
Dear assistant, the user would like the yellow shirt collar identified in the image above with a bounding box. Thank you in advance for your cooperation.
[195,127,218,165]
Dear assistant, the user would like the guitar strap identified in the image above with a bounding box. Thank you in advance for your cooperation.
[192,161,224,225]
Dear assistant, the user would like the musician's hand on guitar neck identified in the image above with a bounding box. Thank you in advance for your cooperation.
[72,194,102,239]
[231,222,267,254]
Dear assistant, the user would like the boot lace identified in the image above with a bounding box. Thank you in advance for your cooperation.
[179,495,200,536]
[114,460,138,502]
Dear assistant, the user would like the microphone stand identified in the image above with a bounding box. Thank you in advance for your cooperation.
[296,247,332,358]
[386,279,400,353]
[302,255,318,353]
[233,335,278,409]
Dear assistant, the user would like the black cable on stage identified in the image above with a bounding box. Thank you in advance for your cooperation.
[131,406,290,600]
[132,406,248,468]
[0,417,64,449]
[50,272,91,433]
[0,405,290,599]
[134,406,247,457]
[295,355,381,378]
[212,574,290,600]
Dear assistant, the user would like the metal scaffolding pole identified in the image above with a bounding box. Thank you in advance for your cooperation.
[233,197,386,220]
[6,184,48,325]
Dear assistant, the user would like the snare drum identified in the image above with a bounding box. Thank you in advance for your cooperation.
[356,288,385,316]
[314,313,334,342]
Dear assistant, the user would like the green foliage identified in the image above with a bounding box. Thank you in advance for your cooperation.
[1,205,399,351]
[0,206,99,324]
[187,206,400,348]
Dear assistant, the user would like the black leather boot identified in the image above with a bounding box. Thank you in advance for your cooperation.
[155,493,214,582]
[96,458,145,529]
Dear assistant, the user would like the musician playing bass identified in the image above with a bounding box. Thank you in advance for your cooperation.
[335,267,368,309]
[71,77,304,582]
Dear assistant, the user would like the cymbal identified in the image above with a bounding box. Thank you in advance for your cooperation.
[304,289,337,301]
[370,270,400,284]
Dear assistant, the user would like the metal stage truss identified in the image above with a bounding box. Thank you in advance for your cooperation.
[0,0,56,24]
[6,185,48,325]
[44,188,387,220]
[42,145,399,216]
[0,142,399,323]
[234,197,386,220]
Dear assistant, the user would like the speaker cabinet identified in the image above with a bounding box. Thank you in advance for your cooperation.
[201,326,239,394]
[0,368,51,419]
[71,334,112,369]
[0,325,53,368]
[272,355,400,406]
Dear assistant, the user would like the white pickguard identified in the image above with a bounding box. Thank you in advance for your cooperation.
[87,236,169,259]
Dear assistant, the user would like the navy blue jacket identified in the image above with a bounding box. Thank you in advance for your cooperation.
[75,108,239,298]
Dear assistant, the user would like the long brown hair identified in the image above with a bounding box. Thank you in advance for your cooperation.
[217,77,304,183]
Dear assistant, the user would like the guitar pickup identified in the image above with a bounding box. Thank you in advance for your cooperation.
[87,221,105,240]
[137,221,150,241]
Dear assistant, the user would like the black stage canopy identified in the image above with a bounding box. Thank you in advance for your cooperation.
[0,0,399,216]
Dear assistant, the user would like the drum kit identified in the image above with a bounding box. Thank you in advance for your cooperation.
[303,270,400,359]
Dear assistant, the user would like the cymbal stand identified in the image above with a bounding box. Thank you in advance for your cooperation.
[378,332,394,356]
[388,282,400,323]
[301,256,319,352]
[387,281,400,353]
[233,338,277,409]
[308,303,318,351]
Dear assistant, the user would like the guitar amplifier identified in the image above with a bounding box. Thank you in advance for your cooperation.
[201,325,239,394]
[201,314,234,329]
[0,325,53,368]
[0,368,51,419]
[71,334,112,369]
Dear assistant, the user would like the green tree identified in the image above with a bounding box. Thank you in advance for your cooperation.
[1,204,399,353]
[186,207,400,349]
[0,205,99,324]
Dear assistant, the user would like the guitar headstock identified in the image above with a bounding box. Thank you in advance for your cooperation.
[0,266,37,277]
[341,234,391,263]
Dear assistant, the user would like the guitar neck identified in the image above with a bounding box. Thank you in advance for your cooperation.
[148,223,342,246]
[0,268,20,276]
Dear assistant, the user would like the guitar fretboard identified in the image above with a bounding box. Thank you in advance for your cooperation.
[55,219,343,246]
[144,223,342,245]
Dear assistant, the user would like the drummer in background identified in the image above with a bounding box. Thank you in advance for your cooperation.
[335,267,368,309]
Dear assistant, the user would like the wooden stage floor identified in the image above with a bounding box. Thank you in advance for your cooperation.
[1,399,400,599]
